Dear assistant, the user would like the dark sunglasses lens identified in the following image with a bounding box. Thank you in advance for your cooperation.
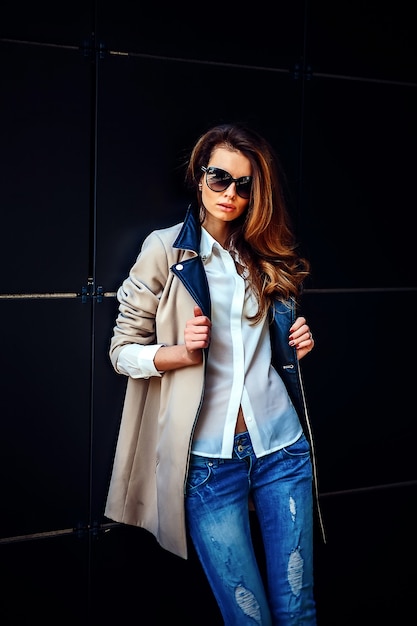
[236,179,252,199]
[206,168,231,191]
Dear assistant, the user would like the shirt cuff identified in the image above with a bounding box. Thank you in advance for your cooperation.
[117,343,165,378]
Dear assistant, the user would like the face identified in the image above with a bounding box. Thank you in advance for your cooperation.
[200,147,252,230]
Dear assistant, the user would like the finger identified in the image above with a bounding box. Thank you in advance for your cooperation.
[289,316,306,333]
[194,305,203,317]
[289,328,313,347]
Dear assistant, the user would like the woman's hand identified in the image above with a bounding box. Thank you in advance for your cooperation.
[153,306,211,371]
[184,305,212,364]
[289,316,315,360]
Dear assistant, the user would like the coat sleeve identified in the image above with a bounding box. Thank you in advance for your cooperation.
[109,231,172,372]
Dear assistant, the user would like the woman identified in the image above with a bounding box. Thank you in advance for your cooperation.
[105,123,323,625]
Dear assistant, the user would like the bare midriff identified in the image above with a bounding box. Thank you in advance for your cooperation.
[235,406,247,434]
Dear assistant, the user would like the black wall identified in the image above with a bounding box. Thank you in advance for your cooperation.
[1,1,415,624]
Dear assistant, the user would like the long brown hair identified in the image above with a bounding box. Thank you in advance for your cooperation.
[185,123,310,323]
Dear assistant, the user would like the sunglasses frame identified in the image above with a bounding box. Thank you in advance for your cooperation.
[201,166,252,199]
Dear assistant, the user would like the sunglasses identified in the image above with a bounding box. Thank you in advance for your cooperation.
[201,166,253,199]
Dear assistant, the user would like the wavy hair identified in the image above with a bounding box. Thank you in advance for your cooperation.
[185,123,310,323]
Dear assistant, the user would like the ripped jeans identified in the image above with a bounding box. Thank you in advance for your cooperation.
[185,432,316,626]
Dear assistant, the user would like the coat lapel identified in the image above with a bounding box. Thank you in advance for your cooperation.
[171,204,211,317]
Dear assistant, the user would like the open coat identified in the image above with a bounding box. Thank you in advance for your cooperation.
[105,204,322,559]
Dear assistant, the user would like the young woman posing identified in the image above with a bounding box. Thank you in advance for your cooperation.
[105,123,323,625]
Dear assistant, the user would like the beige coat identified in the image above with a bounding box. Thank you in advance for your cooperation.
[105,218,208,559]
[105,206,323,559]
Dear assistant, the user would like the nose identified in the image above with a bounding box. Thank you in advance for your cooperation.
[224,181,237,197]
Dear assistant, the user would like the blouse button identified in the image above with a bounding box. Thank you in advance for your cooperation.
[175,264,183,271]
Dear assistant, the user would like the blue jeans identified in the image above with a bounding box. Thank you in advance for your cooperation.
[185,432,316,626]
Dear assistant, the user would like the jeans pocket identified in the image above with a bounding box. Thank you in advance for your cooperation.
[282,433,310,457]
[186,460,213,493]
